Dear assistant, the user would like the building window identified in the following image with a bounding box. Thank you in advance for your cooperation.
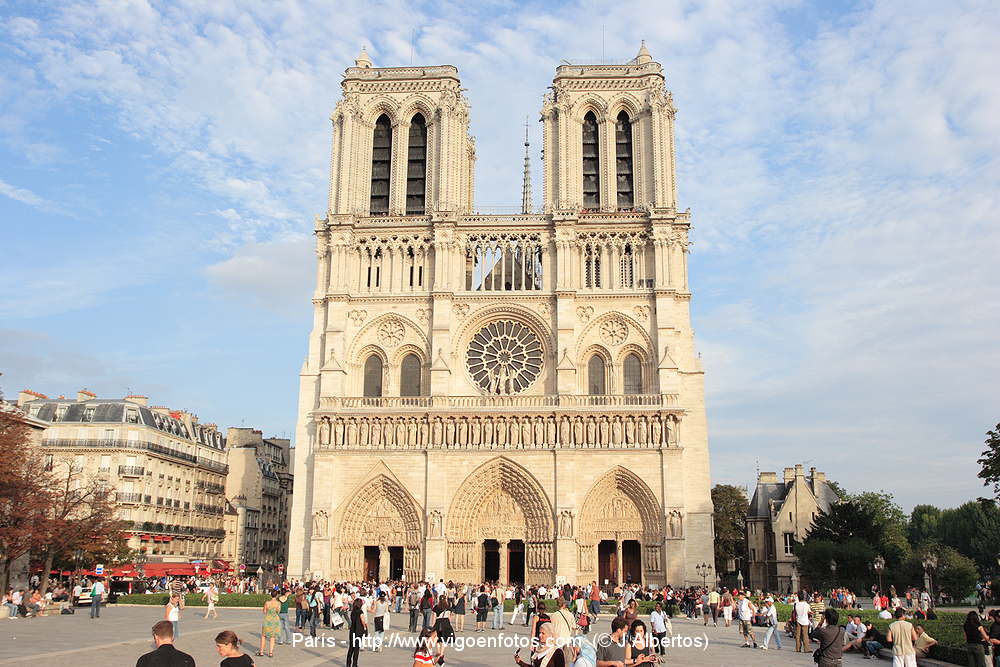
[623,353,643,394]
[615,111,634,209]
[83,407,95,422]
[582,111,600,208]
[363,355,384,397]
[584,244,601,288]
[399,354,422,397]
[750,547,757,561]
[406,113,427,215]
[370,114,392,215]
[783,532,795,555]
[44,454,53,471]
[587,355,607,395]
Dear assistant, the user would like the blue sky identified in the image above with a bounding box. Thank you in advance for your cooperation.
[1,0,998,510]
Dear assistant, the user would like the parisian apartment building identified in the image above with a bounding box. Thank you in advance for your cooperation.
[16,389,294,574]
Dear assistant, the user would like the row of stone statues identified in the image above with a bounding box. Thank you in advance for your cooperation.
[317,413,680,449]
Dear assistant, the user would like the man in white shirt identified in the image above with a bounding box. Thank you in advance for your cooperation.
[649,601,670,656]
[760,598,781,650]
[90,578,106,619]
[737,592,757,648]
[434,580,446,598]
[793,591,812,652]
[845,615,866,651]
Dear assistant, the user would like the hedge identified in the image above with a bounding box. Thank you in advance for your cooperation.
[116,593,271,607]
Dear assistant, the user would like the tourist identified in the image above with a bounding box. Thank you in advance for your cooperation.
[511,587,526,626]
[215,630,253,666]
[549,597,575,640]
[2,589,16,619]
[913,623,938,659]
[407,584,421,632]
[91,577,106,619]
[964,610,990,667]
[412,627,438,666]
[516,621,569,667]
[369,591,389,651]
[589,581,601,617]
[844,615,866,652]
[450,585,465,633]
[136,620,195,667]
[720,587,734,627]
[308,586,322,637]
[165,593,183,639]
[736,591,757,648]
[529,599,550,641]
[793,590,811,652]
[887,607,918,667]
[492,587,505,630]
[810,608,843,667]
[708,586,720,626]
[759,597,781,650]
[256,591,280,658]
[277,589,292,645]
[595,616,631,667]
[421,587,435,631]
[863,621,888,658]
[626,619,657,665]
[475,586,490,632]
[649,601,670,655]
[204,581,220,619]
[346,598,368,667]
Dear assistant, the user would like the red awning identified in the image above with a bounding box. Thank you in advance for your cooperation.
[212,559,232,572]
[138,563,197,577]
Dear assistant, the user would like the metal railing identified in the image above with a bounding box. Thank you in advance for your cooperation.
[119,465,145,477]
[116,492,142,504]
[319,393,677,411]
[41,438,198,465]
[197,457,229,475]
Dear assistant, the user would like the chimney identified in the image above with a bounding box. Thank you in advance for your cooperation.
[77,389,96,402]
[783,467,795,483]
[759,471,778,483]
[795,463,805,479]
[17,389,48,407]
[812,470,826,493]
[125,394,149,407]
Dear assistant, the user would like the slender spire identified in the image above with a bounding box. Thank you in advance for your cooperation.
[521,117,532,214]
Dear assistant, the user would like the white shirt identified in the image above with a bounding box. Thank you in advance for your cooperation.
[650,610,667,634]
[92,581,105,596]
[794,600,811,625]
[764,605,778,625]
[737,599,752,621]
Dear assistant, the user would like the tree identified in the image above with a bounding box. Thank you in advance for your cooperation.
[0,407,55,592]
[937,500,1000,575]
[826,480,849,502]
[35,459,129,596]
[711,484,748,574]
[925,545,979,603]
[796,537,875,592]
[909,505,941,545]
[807,500,882,545]
[851,491,911,567]
[977,423,1000,498]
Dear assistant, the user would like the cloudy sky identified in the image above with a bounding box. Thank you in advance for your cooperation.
[2,0,998,510]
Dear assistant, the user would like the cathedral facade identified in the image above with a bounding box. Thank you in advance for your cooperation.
[288,44,713,587]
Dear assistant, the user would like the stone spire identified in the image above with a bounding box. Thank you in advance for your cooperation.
[521,117,532,214]
[355,46,373,68]
[634,40,652,65]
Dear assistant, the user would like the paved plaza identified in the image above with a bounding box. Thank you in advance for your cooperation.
[0,606,890,666]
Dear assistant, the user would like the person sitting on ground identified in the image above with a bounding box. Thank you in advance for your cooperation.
[844,615,865,652]
[862,622,888,659]
[914,624,938,659]
[135,620,196,667]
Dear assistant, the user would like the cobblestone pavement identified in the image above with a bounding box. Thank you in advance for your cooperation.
[0,606,880,666]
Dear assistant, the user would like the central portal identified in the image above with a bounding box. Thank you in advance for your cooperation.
[508,540,525,584]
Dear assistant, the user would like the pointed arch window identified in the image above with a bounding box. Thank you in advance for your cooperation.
[588,355,607,395]
[370,114,392,215]
[582,111,601,208]
[623,353,643,394]
[615,111,634,209]
[363,355,384,397]
[406,114,427,215]
[399,354,422,397]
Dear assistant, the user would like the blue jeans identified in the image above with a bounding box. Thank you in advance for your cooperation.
[4,603,17,618]
[763,624,782,649]
[90,599,102,618]
[492,605,504,629]
[310,607,319,636]
[395,596,403,613]
[590,599,600,615]
[422,608,433,630]
[279,612,291,644]
[865,640,883,656]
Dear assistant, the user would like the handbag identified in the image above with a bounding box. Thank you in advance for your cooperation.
[813,627,842,663]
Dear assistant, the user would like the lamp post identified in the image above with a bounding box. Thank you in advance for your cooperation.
[922,553,938,608]
[695,562,713,588]
[873,554,885,595]
[830,559,838,586]
[72,549,84,603]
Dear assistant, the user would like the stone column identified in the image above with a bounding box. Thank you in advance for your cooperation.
[379,545,390,581]
[499,540,509,585]
[615,540,623,585]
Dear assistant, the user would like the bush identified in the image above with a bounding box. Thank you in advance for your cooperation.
[115,593,271,607]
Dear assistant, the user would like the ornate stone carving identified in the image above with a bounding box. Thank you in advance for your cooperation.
[599,315,628,346]
[428,510,443,538]
[348,309,367,325]
[377,317,405,347]
[312,510,328,538]
[466,320,543,395]
[668,509,684,538]
[558,510,574,538]
[577,306,594,322]
[633,305,650,321]
[415,308,431,323]
[453,303,470,320]
[536,302,550,317]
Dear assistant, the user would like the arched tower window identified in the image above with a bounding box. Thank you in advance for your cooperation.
[623,353,643,394]
[370,114,392,215]
[363,355,384,397]
[406,114,427,215]
[399,354,422,397]
[588,355,607,395]
[582,111,601,208]
[615,111,634,209]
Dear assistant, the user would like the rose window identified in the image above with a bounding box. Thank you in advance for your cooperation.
[600,317,628,346]
[377,318,405,347]
[466,320,543,395]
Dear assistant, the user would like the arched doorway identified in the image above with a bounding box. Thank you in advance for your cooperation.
[337,475,423,582]
[446,457,553,584]
[578,466,664,586]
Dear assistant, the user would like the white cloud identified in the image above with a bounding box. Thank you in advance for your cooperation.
[204,235,314,313]
[0,178,47,207]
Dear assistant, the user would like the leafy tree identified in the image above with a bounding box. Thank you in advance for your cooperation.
[977,423,1000,498]
[927,545,979,603]
[937,500,1000,575]
[826,480,849,502]
[796,537,875,592]
[711,484,748,573]
[808,500,881,545]
[908,505,941,545]
[851,491,911,567]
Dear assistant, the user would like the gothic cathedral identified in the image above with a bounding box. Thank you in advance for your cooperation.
[288,43,713,587]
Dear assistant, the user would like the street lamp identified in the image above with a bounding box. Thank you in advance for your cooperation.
[873,554,886,595]
[922,553,938,607]
[695,562,713,588]
[830,559,838,585]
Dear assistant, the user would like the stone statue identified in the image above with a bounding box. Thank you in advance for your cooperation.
[359,418,370,446]
[347,417,358,445]
[624,416,636,445]
[611,415,623,445]
[319,418,331,446]
[458,417,469,446]
[651,415,662,446]
[383,418,395,447]
[668,416,679,445]
[637,416,648,445]
[560,415,571,445]
[432,416,443,446]
[509,417,519,447]
[445,417,456,446]
[533,416,544,447]
[483,417,494,446]
[496,417,507,447]
[546,415,556,446]
[470,417,482,445]
[333,418,345,446]
[574,416,584,446]
[395,418,406,448]
[312,510,328,538]
[668,510,684,537]
[559,510,574,538]
[407,417,419,447]
[419,417,429,446]
[599,416,610,445]
[429,510,442,538]
[523,416,533,447]
[585,416,596,445]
